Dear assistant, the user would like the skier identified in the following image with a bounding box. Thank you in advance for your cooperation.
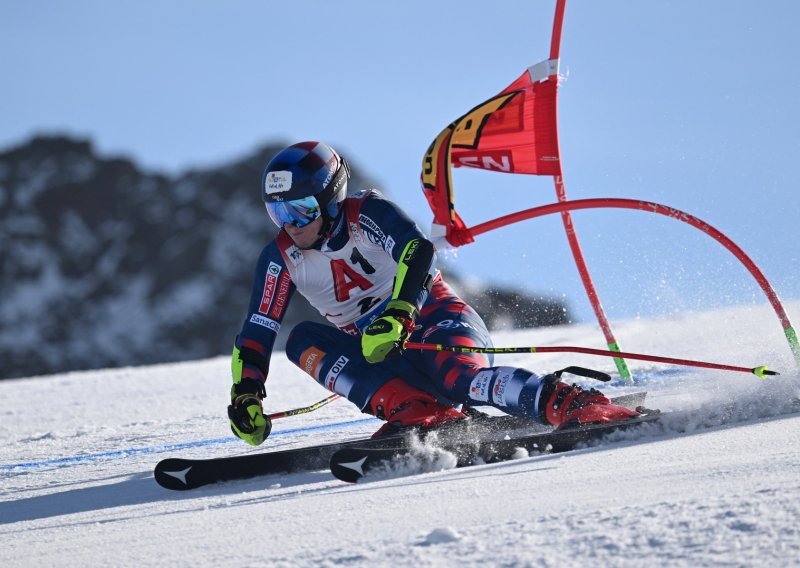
[227,141,639,445]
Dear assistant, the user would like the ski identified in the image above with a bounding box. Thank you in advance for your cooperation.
[154,429,406,490]
[154,391,647,490]
[330,411,663,483]
[153,413,545,490]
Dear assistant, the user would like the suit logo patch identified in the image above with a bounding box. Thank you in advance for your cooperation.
[258,262,282,314]
[299,347,326,380]
[325,355,349,391]
[249,314,281,333]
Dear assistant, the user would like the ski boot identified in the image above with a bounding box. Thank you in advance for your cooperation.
[368,378,466,437]
[537,373,640,429]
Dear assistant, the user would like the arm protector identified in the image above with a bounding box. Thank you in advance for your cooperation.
[390,237,435,316]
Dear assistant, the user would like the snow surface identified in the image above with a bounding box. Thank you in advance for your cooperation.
[2,301,800,567]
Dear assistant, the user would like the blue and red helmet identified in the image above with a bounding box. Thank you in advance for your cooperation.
[261,141,350,229]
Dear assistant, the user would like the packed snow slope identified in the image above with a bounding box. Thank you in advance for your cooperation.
[2,301,799,567]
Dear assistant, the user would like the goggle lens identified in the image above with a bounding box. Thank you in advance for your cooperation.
[265,196,322,228]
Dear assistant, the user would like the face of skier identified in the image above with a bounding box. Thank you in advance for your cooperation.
[283,216,324,249]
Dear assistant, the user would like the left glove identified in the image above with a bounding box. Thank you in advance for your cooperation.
[228,378,271,446]
[362,299,417,364]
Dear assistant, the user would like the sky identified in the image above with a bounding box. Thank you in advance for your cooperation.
[2,0,799,329]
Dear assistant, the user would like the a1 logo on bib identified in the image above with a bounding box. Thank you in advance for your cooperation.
[265,171,292,194]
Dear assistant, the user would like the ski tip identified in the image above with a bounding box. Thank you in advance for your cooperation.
[329,449,369,483]
[154,459,195,490]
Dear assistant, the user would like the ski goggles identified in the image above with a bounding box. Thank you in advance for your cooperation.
[264,195,322,228]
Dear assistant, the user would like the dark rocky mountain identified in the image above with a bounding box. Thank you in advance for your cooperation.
[0,136,569,380]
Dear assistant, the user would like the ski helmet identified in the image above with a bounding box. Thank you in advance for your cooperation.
[261,141,350,229]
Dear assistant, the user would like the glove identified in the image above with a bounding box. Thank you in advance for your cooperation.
[227,378,271,446]
[362,299,416,364]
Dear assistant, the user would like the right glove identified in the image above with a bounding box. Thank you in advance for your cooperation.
[228,378,271,446]
[362,299,416,364]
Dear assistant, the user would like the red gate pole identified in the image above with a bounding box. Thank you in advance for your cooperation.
[547,0,633,379]
[469,197,800,367]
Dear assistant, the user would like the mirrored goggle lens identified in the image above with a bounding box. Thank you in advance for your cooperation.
[265,196,322,228]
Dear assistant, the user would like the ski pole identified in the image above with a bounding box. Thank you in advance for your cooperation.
[267,394,341,420]
[404,342,778,378]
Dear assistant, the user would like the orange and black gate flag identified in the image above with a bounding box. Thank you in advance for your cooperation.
[421,61,561,248]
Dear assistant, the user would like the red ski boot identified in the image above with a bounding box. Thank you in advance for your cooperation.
[368,378,466,437]
[539,376,640,429]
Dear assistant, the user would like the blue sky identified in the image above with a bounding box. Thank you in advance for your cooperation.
[2,0,798,328]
